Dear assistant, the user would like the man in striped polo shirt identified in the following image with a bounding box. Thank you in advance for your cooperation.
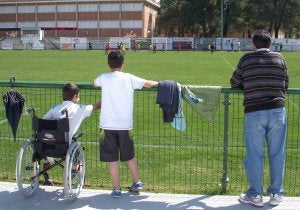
[230,30,289,207]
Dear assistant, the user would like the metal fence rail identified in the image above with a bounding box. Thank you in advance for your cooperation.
[0,80,299,196]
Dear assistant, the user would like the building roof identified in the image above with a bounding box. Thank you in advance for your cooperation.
[0,0,160,7]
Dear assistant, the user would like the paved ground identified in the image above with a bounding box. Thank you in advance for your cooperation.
[0,182,299,210]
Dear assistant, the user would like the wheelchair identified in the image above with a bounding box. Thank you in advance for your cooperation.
[15,108,86,200]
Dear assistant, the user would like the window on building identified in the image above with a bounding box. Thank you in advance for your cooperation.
[99,20,119,28]
[0,6,17,14]
[78,4,98,12]
[0,22,17,28]
[38,21,56,27]
[18,22,36,27]
[58,4,76,13]
[122,3,142,11]
[38,5,56,13]
[122,20,142,28]
[18,5,35,13]
[78,21,97,29]
[57,21,76,27]
[100,4,119,12]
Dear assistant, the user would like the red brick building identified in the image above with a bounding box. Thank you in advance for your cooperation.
[0,0,160,38]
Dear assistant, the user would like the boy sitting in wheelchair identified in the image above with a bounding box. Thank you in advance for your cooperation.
[42,83,101,185]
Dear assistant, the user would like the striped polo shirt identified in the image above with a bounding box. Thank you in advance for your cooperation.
[230,48,289,113]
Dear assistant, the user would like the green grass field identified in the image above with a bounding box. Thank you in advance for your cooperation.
[1,50,299,87]
[0,50,300,196]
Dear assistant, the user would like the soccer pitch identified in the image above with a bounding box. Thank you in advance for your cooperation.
[1,50,299,87]
[1,50,300,195]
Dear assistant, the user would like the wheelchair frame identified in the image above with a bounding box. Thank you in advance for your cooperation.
[15,108,86,200]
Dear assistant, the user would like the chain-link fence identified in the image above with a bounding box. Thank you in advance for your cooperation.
[0,81,299,196]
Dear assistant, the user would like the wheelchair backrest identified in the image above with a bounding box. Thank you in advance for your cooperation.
[32,117,70,143]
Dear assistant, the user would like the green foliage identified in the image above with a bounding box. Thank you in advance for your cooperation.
[157,0,300,38]
[244,0,300,37]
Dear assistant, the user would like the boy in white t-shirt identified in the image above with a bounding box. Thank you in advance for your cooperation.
[93,50,157,198]
[43,83,101,185]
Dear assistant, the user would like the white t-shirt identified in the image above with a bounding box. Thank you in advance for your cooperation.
[43,101,93,141]
[94,71,146,130]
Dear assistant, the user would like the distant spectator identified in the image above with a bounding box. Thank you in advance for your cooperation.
[177,43,181,52]
[105,42,110,55]
[148,43,152,52]
[210,41,215,53]
[152,43,157,53]
[231,41,234,51]
[162,43,165,52]
[280,42,283,52]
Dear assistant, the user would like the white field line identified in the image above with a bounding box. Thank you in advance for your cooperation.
[0,119,7,124]
[218,53,235,70]
[3,139,298,152]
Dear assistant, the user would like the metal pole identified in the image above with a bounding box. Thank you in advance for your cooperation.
[221,0,224,51]
[177,0,180,37]
[221,91,230,193]
[119,0,122,37]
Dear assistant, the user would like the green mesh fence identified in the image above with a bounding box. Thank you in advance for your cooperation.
[0,80,299,196]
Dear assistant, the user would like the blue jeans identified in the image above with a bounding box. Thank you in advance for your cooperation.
[244,107,287,197]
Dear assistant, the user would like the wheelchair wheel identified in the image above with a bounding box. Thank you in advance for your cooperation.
[64,142,85,200]
[16,140,40,197]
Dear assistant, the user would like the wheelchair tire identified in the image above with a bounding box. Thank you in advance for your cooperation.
[64,141,85,200]
[16,140,40,197]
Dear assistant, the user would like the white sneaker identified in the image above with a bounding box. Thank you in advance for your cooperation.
[239,193,263,207]
[269,194,283,206]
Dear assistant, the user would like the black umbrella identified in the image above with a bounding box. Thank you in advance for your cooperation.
[3,90,25,140]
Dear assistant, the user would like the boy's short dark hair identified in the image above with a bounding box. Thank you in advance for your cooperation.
[252,30,271,49]
[62,83,79,101]
[108,50,124,69]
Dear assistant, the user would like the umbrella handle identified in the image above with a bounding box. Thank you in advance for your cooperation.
[9,76,15,89]
[27,108,36,117]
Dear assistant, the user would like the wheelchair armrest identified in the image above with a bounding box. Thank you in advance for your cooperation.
[72,132,83,141]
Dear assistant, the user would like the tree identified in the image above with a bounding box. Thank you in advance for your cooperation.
[157,0,300,38]
[180,0,215,37]
[222,0,247,37]
[158,0,219,37]
[244,0,299,38]
[157,0,184,36]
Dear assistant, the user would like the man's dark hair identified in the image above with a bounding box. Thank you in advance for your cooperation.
[252,30,271,49]
[62,83,79,101]
[108,50,124,69]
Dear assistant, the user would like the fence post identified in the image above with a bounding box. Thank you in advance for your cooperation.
[9,76,15,88]
[221,91,231,193]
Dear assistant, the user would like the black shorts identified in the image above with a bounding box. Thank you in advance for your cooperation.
[100,129,135,162]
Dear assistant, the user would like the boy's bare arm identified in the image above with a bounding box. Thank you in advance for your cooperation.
[144,80,158,88]
[92,102,101,111]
